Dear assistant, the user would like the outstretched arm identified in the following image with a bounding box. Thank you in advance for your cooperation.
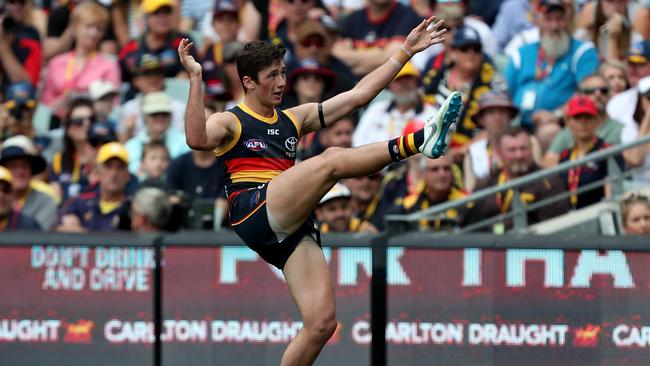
[288,16,446,135]
[178,39,234,151]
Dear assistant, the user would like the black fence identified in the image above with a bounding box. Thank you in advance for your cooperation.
[0,231,648,366]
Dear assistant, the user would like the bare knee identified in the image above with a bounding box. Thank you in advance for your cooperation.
[304,308,337,342]
[318,147,346,180]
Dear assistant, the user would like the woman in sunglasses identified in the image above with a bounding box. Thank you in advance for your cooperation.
[49,98,99,202]
[620,192,650,235]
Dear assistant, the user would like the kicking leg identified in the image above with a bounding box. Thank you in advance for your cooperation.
[267,91,463,233]
[281,237,337,366]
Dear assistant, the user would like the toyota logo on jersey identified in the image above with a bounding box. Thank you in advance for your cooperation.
[245,139,268,151]
[285,137,297,152]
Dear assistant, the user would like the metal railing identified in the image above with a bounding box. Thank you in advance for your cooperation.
[385,133,650,233]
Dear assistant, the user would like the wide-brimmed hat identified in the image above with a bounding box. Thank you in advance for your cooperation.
[0,135,47,175]
[287,58,336,93]
[471,91,519,125]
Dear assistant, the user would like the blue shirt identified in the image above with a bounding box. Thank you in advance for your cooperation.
[492,0,534,51]
[125,128,191,175]
[505,38,599,126]
[58,191,128,232]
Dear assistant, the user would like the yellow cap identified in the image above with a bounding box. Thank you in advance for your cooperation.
[96,142,129,165]
[0,166,13,186]
[394,62,420,80]
[141,0,176,14]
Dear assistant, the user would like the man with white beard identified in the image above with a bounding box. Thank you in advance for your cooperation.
[352,62,438,147]
[464,126,569,232]
[505,0,599,133]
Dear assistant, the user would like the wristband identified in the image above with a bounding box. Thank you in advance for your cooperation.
[318,103,326,129]
[389,56,404,69]
[400,44,413,58]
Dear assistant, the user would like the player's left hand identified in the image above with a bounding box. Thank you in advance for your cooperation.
[403,16,446,55]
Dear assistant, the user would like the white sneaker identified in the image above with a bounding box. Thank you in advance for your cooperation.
[419,91,463,159]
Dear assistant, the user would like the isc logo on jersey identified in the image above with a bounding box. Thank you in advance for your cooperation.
[245,139,267,151]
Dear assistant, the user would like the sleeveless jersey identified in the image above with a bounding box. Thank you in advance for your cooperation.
[216,103,301,197]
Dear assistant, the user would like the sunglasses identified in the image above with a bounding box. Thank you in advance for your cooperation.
[424,166,452,172]
[7,0,26,5]
[69,116,96,126]
[581,87,609,95]
[301,37,325,48]
[456,44,482,53]
[152,6,173,15]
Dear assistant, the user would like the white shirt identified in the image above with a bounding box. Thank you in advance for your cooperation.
[352,99,438,147]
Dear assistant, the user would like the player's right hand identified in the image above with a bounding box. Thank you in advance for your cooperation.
[178,38,202,76]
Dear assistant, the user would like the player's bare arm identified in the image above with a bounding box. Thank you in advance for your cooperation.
[178,38,237,151]
[287,16,446,135]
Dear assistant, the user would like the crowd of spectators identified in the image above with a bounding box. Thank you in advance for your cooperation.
[1,0,649,235]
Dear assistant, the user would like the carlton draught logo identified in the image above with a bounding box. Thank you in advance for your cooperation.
[573,324,600,347]
[64,320,94,343]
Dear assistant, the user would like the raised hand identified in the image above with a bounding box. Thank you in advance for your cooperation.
[178,38,202,76]
[403,16,446,56]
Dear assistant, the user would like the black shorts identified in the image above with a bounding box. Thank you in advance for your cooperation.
[229,184,319,269]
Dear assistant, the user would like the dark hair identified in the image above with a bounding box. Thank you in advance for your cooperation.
[496,126,529,147]
[62,97,95,173]
[236,41,286,91]
[141,141,169,162]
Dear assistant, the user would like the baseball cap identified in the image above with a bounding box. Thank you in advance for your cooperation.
[88,80,118,101]
[539,0,566,12]
[394,61,420,80]
[136,54,165,76]
[4,82,36,111]
[96,142,129,165]
[88,122,117,147]
[566,95,598,118]
[628,40,650,64]
[319,183,351,205]
[451,26,482,48]
[288,59,336,92]
[0,166,13,186]
[142,92,173,115]
[296,19,329,43]
[141,0,175,14]
[213,0,238,17]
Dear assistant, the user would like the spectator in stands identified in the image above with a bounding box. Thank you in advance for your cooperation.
[49,98,99,202]
[492,0,536,52]
[616,76,650,183]
[315,183,377,233]
[298,114,355,161]
[0,3,42,90]
[0,82,36,141]
[130,186,173,232]
[333,0,422,76]
[345,172,385,230]
[411,0,498,71]
[282,58,336,108]
[544,74,624,167]
[0,135,57,230]
[41,2,120,117]
[354,62,437,147]
[505,0,599,132]
[465,127,569,232]
[0,165,40,230]
[119,0,197,83]
[124,92,189,175]
[166,104,227,227]
[559,96,620,209]
[574,0,638,62]
[322,0,364,19]
[118,54,186,141]
[625,40,650,88]
[57,142,132,232]
[268,0,327,61]
[200,0,241,104]
[464,91,544,192]
[88,80,119,132]
[288,19,355,97]
[620,191,650,235]
[424,26,508,157]
[599,61,629,96]
[138,141,170,182]
[4,0,46,40]
[389,154,468,232]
